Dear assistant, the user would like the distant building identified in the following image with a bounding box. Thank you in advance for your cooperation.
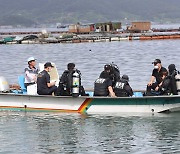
[127,22,151,32]
[69,23,94,33]
[95,22,121,32]
[68,22,121,33]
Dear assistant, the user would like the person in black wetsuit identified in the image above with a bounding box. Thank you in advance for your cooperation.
[163,64,179,95]
[113,75,133,97]
[94,64,116,97]
[56,63,87,96]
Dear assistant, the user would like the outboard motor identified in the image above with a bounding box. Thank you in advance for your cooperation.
[72,70,80,97]
[0,76,10,92]
[175,73,180,95]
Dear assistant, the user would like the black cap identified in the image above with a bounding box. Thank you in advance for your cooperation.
[122,74,129,81]
[152,59,161,64]
[44,62,54,68]
[104,64,111,71]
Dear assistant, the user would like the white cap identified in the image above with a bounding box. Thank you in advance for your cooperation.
[27,57,36,63]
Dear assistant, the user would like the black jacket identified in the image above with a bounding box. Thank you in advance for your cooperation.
[113,79,133,97]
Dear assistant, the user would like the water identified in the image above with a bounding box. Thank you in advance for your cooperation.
[0,39,180,153]
[0,39,180,90]
[0,111,179,154]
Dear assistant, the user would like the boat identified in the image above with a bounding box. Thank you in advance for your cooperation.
[0,92,179,113]
[0,63,179,114]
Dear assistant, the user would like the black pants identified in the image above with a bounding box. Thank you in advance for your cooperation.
[146,82,158,95]
[38,86,57,95]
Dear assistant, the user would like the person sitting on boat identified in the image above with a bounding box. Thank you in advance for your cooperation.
[94,64,116,97]
[146,59,168,95]
[24,57,38,88]
[108,62,121,86]
[161,64,179,95]
[56,63,87,96]
[113,74,133,97]
[37,62,57,95]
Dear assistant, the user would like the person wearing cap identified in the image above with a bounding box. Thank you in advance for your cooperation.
[113,75,133,97]
[24,57,38,87]
[37,62,57,95]
[146,59,167,95]
[56,63,88,96]
[94,64,116,97]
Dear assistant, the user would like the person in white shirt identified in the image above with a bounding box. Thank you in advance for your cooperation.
[24,57,39,87]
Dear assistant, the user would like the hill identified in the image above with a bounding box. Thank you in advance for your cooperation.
[0,0,180,26]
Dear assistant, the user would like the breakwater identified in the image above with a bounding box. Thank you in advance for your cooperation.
[1,31,180,44]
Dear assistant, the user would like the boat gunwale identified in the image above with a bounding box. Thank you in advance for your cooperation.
[0,92,180,100]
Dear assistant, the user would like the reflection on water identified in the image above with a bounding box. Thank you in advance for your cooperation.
[0,111,179,153]
[0,40,180,90]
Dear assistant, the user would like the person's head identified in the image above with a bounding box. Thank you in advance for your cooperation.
[27,57,36,67]
[122,74,129,82]
[104,64,111,73]
[67,63,75,70]
[152,59,162,69]
[168,64,176,73]
[44,62,54,72]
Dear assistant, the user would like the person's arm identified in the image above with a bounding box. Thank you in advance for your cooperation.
[46,73,55,87]
[108,86,116,97]
[125,84,133,96]
[25,68,37,82]
[148,76,155,86]
[47,82,55,87]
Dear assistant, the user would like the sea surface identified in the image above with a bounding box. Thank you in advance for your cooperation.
[0,39,180,90]
[0,35,180,153]
[0,111,179,154]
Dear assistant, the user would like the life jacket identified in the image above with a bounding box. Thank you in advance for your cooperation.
[113,80,128,97]
[94,78,109,96]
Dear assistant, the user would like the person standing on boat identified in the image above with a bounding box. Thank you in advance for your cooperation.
[146,59,167,95]
[94,64,116,97]
[113,75,133,97]
[56,63,87,96]
[24,57,38,87]
[37,62,57,95]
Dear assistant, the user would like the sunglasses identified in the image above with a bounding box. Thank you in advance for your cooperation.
[154,62,158,66]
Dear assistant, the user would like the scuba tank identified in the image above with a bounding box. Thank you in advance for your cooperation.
[0,76,10,92]
[72,70,80,97]
[109,62,120,86]
[175,73,180,95]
